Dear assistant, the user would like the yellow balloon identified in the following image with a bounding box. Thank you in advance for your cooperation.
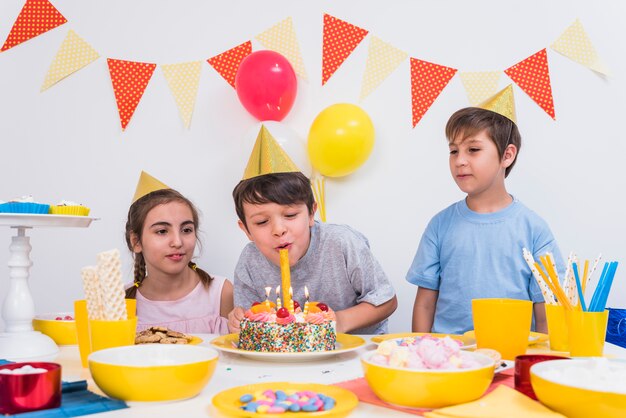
[307,103,375,178]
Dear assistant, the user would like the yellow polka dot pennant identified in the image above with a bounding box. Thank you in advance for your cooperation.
[459,71,501,106]
[255,17,307,80]
[551,19,609,76]
[1,0,67,52]
[207,41,252,88]
[505,49,555,120]
[359,36,407,101]
[41,30,99,92]
[410,58,457,128]
[161,61,202,129]
[322,14,368,85]
[107,58,157,131]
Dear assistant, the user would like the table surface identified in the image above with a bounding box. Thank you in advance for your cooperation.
[53,334,626,418]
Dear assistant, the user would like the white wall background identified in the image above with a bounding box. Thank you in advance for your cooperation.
[1,0,625,333]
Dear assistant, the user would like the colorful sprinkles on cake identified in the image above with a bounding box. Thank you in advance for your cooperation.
[238,389,336,413]
[238,319,336,352]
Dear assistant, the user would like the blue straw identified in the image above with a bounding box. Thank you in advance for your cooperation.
[589,262,609,311]
[595,261,618,312]
[572,262,587,311]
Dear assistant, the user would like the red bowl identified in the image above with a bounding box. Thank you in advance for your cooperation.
[0,362,62,414]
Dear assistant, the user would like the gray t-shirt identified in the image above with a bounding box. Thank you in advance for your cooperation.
[234,221,395,334]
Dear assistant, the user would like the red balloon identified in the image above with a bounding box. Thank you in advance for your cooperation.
[235,50,297,121]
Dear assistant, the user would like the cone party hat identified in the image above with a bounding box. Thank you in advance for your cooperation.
[242,125,301,180]
[132,171,170,203]
[477,84,517,124]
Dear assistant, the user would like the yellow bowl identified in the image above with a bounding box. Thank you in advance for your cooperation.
[361,350,494,409]
[531,359,626,418]
[88,344,218,402]
[32,312,77,345]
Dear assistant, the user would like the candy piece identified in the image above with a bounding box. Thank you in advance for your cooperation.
[289,403,301,412]
[302,404,318,412]
[256,404,270,413]
[275,390,287,401]
[243,402,259,412]
[267,406,286,413]
[239,393,253,403]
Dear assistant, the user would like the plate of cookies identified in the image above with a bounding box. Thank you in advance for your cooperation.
[134,326,202,345]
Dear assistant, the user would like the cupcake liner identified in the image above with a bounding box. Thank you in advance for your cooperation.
[49,205,90,216]
[0,202,50,214]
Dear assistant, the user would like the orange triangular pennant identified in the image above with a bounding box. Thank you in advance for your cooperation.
[1,0,67,52]
[321,14,368,85]
[504,49,556,120]
[107,58,156,131]
[207,41,252,88]
[410,58,457,128]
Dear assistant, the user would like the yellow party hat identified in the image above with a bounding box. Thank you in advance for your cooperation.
[242,125,300,180]
[132,171,170,203]
[477,84,517,124]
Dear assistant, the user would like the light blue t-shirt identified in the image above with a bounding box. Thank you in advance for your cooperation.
[406,197,565,334]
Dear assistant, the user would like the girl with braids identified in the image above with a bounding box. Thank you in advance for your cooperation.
[124,188,233,334]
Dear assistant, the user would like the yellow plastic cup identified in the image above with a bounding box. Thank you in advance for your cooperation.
[545,304,569,352]
[74,299,137,367]
[89,316,137,353]
[566,309,608,357]
[472,298,532,360]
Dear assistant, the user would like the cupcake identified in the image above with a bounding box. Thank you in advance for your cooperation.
[48,200,90,216]
[0,196,50,214]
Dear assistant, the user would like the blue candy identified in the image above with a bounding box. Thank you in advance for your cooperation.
[243,401,259,412]
[288,404,301,412]
[302,404,319,412]
[275,390,287,401]
[239,393,254,403]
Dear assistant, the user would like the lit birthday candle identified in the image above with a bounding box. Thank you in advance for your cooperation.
[289,287,294,313]
[264,286,271,310]
[303,286,310,315]
[279,249,291,313]
[275,286,282,309]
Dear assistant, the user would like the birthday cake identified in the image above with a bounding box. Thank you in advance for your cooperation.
[238,301,337,352]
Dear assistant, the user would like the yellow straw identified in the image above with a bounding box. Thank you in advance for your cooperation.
[540,255,573,310]
[581,260,589,294]
[534,262,562,305]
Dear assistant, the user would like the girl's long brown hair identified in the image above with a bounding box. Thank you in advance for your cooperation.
[124,189,212,298]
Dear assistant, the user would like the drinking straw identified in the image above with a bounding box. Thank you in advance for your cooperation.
[541,254,573,310]
[522,248,556,304]
[584,254,602,295]
[572,262,587,312]
[581,260,589,294]
[588,262,609,311]
[562,251,574,302]
[590,261,619,312]
[535,258,572,309]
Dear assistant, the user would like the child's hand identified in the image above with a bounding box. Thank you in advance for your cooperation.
[227,306,245,333]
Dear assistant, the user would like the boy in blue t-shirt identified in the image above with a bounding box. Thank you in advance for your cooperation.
[406,86,564,335]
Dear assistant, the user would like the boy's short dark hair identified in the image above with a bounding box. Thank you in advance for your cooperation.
[445,107,521,177]
[233,172,315,228]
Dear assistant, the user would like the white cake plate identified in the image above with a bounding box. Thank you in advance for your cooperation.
[0,214,97,361]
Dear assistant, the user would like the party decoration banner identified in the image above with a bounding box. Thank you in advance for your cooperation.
[40,30,99,91]
[107,58,156,131]
[410,58,457,127]
[321,14,368,85]
[551,19,609,76]
[459,71,501,106]
[207,41,252,88]
[161,61,202,129]
[1,0,67,52]
[505,49,555,120]
[256,17,308,80]
[359,36,408,101]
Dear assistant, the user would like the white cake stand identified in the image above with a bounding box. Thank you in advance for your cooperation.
[0,213,97,361]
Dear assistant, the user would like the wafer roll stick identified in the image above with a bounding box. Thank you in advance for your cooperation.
[81,266,103,320]
[97,249,127,320]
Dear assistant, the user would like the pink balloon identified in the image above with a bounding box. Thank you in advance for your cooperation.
[235,50,297,121]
